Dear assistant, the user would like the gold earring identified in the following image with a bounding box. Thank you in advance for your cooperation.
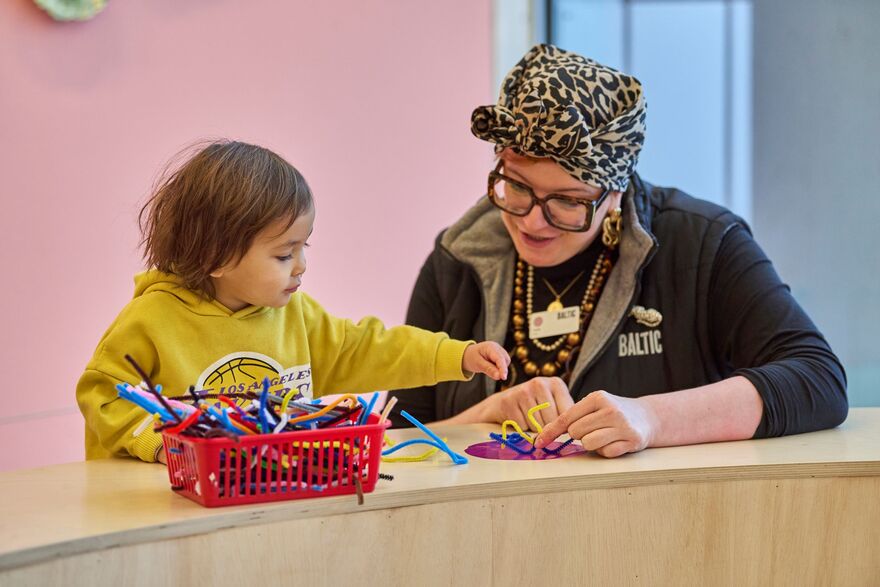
[602,207,623,248]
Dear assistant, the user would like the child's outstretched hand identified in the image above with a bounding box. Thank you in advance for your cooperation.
[462,342,510,381]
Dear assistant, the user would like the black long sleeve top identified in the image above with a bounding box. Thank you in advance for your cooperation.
[388,175,847,437]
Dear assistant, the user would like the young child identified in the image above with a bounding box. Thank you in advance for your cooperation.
[76,140,509,464]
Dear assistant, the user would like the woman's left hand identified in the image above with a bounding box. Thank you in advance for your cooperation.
[534,390,659,458]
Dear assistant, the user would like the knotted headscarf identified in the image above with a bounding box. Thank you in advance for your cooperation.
[471,44,647,192]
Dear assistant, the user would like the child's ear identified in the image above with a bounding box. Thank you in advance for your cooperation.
[209,266,225,278]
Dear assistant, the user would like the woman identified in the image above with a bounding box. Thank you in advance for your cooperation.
[388,44,846,457]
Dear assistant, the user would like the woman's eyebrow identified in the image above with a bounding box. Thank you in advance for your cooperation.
[551,186,593,196]
[503,167,531,184]
[506,168,592,196]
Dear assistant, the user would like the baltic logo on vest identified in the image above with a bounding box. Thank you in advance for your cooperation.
[619,331,663,357]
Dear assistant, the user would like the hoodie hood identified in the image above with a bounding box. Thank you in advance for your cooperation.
[439,178,656,390]
[132,270,269,319]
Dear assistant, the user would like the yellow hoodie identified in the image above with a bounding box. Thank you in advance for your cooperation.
[76,271,472,462]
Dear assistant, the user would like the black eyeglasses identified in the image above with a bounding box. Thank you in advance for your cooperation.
[487,162,609,232]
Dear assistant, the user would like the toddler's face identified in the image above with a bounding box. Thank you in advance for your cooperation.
[210,205,316,312]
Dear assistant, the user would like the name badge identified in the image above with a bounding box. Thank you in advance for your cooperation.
[529,306,581,339]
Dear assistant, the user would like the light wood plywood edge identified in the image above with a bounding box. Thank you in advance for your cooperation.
[5,477,880,586]
[1,408,878,572]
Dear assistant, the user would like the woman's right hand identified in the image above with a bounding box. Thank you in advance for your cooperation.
[479,377,576,432]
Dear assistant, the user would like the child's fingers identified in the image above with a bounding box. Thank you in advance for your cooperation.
[494,355,509,379]
[479,355,505,380]
[483,344,510,379]
[467,343,510,380]
[490,352,508,379]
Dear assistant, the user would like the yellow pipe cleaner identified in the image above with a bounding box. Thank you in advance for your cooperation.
[527,402,550,434]
[380,434,446,463]
[501,402,551,443]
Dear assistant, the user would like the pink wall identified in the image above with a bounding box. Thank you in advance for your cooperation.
[0,1,492,471]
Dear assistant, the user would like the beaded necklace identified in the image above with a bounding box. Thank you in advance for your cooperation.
[505,248,614,387]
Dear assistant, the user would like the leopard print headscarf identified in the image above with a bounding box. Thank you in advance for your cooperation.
[471,44,647,192]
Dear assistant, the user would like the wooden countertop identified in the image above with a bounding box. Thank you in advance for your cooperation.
[2,407,878,571]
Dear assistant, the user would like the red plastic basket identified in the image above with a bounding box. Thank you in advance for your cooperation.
[162,413,388,507]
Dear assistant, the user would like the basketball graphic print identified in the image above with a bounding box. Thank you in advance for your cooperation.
[196,352,314,398]
[205,356,279,389]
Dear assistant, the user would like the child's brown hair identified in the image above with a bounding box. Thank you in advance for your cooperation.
[139,140,313,298]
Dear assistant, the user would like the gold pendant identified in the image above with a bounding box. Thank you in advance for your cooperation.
[547,299,564,312]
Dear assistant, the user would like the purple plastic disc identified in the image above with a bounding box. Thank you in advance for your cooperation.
[464,439,586,460]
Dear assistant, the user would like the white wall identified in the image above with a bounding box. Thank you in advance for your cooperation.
[753,0,880,406]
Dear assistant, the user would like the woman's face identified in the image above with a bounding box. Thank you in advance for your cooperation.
[499,153,621,267]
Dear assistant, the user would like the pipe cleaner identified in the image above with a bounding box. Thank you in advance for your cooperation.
[398,410,468,465]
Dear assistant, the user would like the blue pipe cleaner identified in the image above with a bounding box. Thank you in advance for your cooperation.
[489,432,536,455]
[400,410,468,464]
[357,392,379,426]
[116,383,175,422]
[381,437,449,457]
[205,405,241,435]
[259,379,277,433]
[540,437,576,455]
